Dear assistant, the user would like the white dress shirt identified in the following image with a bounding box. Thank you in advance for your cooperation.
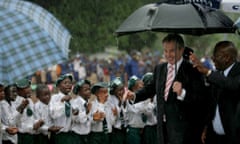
[212,63,234,135]
[34,100,52,135]
[49,92,72,133]
[0,100,20,144]
[90,99,116,133]
[123,99,149,128]
[108,95,127,129]
[143,96,157,126]
[14,96,37,134]
[71,96,91,135]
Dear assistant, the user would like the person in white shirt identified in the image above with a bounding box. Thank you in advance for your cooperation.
[108,77,128,144]
[49,74,74,144]
[89,82,117,144]
[15,78,43,144]
[141,73,158,144]
[71,79,92,144]
[34,84,62,144]
[125,75,146,144]
[1,84,19,144]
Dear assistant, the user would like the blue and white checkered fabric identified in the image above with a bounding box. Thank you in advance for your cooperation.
[0,0,71,84]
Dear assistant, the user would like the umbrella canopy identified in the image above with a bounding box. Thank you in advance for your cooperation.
[0,0,71,84]
[116,2,236,36]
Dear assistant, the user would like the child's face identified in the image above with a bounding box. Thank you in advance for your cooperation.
[114,85,124,99]
[17,86,31,98]
[8,86,17,101]
[132,80,144,92]
[38,88,51,105]
[0,86,5,101]
[58,78,73,95]
[96,87,108,103]
[78,84,91,100]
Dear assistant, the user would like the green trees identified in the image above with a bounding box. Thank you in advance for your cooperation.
[27,0,240,57]
[27,0,157,55]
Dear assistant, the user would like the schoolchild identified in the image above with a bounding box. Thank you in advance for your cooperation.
[89,82,117,144]
[49,74,75,144]
[71,80,92,144]
[1,84,18,144]
[14,78,42,144]
[108,77,127,144]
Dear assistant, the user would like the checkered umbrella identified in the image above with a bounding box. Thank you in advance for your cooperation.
[0,0,71,84]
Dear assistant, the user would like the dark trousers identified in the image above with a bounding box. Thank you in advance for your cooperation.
[111,127,126,144]
[2,140,14,144]
[164,120,191,144]
[54,132,76,144]
[72,132,89,144]
[205,125,227,144]
[18,133,35,144]
[126,127,142,144]
[35,134,50,144]
[142,125,157,144]
[89,132,110,144]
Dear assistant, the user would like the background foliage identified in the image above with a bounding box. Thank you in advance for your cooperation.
[27,0,240,57]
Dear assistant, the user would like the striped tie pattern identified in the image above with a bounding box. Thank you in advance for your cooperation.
[164,65,174,101]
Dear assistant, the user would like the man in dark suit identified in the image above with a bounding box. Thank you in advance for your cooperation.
[133,34,207,144]
[190,41,240,144]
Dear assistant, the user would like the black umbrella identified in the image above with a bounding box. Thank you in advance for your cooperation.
[115,2,237,36]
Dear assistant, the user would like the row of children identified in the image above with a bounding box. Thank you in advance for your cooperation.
[0,72,157,144]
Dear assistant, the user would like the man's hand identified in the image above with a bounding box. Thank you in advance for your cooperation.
[201,126,208,144]
[172,81,182,96]
[189,53,209,75]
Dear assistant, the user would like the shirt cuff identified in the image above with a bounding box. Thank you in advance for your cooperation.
[177,89,186,101]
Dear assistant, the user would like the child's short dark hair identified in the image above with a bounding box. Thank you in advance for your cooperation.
[36,84,49,98]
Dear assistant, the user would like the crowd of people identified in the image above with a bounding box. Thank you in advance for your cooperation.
[0,33,240,144]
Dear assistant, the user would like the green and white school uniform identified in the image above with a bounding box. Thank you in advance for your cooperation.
[142,96,158,144]
[89,99,116,144]
[49,92,73,144]
[0,99,20,144]
[70,96,91,144]
[34,100,52,144]
[14,96,36,144]
[124,99,148,144]
[108,95,126,144]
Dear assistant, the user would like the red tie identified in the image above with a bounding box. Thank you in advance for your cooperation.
[164,65,174,101]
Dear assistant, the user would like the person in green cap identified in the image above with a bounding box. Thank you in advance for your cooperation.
[48,73,74,144]
[108,77,127,144]
[89,82,117,144]
[125,75,147,144]
[141,72,158,144]
[14,78,44,144]
[70,79,92,144]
